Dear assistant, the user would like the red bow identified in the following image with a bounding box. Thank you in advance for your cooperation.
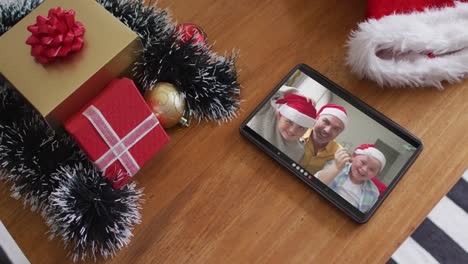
[25,7,85,64]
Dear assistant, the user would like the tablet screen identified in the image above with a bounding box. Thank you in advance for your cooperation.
[241,64,422,222]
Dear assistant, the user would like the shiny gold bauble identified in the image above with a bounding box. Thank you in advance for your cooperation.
[144,82,185,128]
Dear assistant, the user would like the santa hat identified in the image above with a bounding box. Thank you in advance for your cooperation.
[353,144,386,172]
[346,0,468,89]
[276,94,317,128]
[317,104,349,128]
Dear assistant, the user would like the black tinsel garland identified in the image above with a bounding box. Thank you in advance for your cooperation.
[0,119,81,212]
[96,0,174,42]
[97,0,240,121]
[0,0,240,261]
[0,78,92,212]
[133,34,240,121]
[46,165,143,261]
[0,0,43,34]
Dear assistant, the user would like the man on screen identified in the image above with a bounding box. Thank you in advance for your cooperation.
[299,104,349,174]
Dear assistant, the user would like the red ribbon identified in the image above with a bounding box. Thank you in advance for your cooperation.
[25,7,85,64]
[82,105,159,181]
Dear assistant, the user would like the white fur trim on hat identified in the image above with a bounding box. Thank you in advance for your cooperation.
[354,147,386,172]
[346,1,468,89]
[319,108,348,128]
[278,105,316,128]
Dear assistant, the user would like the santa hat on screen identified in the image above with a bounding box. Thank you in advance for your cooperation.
[317,104,349,128]
[276,94,317,128]
[346,0,468,89]
[353,144,387,172]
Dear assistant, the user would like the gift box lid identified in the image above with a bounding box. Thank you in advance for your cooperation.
[0,0,141,125]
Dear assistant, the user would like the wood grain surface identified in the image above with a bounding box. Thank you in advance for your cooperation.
[1,0,467,263]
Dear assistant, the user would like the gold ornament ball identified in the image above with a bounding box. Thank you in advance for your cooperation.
[144,82,185,128]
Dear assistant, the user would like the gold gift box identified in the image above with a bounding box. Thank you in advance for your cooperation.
[0,0,142,127]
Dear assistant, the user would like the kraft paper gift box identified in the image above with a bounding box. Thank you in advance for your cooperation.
[65,78,170,189]
[0,0,142,127]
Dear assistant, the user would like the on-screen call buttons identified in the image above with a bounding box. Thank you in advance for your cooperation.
[292,163,310,178]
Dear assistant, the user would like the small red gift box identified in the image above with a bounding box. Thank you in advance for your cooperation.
[65,78,170,189]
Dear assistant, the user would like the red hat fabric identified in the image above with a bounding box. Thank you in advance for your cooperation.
[346,0,468,89]
[353,144,386,172]
[317,104,348,128]
[366,0,457,19]
[276,94,317,128]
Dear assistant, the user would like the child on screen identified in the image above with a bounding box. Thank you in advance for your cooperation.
[316,144,386,212]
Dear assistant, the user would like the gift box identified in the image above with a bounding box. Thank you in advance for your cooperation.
[0,0,142,127]
[65,78,170,189]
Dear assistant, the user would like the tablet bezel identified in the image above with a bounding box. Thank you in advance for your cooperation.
[240,64,423,223]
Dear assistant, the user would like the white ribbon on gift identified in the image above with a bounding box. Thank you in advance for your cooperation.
[83,105,159,176]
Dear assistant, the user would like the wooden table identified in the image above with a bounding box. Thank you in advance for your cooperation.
[1,0,467,263]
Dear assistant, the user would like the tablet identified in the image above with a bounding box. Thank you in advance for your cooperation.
[240,64,423,223]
